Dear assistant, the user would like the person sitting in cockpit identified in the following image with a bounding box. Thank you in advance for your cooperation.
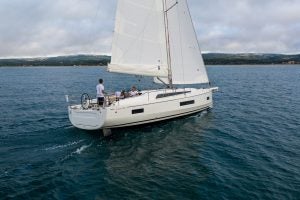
[129,86,139,97]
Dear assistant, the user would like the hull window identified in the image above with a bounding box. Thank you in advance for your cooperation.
[132,108,144,114]
[180,100,195,106]
[156,91,191,99]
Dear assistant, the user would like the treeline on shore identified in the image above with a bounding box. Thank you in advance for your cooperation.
[0,53,300,67]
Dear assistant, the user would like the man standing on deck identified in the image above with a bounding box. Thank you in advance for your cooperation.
[96,79,105,106]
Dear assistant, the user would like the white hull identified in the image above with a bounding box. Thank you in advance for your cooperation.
[68,88,217,130]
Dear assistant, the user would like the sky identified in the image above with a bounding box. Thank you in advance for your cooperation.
[0,0,299,58]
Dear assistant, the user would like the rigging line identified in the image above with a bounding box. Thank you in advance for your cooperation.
[87,0,103,51]
[156,77,169,88]
[165,1,178,13]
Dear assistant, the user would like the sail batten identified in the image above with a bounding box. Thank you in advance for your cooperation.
[108,63,168,77]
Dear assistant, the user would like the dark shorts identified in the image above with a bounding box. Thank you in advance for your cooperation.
[97,97,105,106]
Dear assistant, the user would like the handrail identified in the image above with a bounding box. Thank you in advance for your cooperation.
[66,87,202,108]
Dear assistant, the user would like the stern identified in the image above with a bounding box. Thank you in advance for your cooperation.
[68,106,107,130]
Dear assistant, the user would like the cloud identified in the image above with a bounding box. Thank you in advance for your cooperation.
[0,0,299,58]
[189,0,300,53]
[0,0,116,57]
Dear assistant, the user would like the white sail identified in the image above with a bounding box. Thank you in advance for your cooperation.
[108,0,168,77]
[166,0,209,84]
[109,0,209,84]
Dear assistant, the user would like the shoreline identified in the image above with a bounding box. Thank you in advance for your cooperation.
[0,53,299,67]
[1,64,300,68]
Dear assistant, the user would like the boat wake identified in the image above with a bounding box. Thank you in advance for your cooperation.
[60,142,94,162]
[75,142,93,155]
[44,140,85,151]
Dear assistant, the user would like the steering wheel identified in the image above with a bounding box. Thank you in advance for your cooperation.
[81,93,91,110]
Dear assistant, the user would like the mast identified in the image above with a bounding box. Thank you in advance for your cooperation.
[162,0,174,87]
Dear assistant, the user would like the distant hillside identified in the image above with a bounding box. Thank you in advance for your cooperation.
[0,53,300,67]
[203,53,300,65]
[0,55,110,67]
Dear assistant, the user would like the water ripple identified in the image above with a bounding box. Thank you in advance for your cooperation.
[0,66,300,199]
[43,140,85,151]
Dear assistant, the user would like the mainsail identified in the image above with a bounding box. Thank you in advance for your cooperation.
[108,0,168,77]
[109,0,209,84]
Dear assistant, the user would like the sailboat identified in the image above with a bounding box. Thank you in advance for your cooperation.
[67,0,218,132]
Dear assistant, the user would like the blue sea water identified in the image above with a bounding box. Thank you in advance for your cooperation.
[0,65,299,199]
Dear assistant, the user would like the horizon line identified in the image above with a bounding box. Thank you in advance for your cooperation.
[1,52,300,59]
